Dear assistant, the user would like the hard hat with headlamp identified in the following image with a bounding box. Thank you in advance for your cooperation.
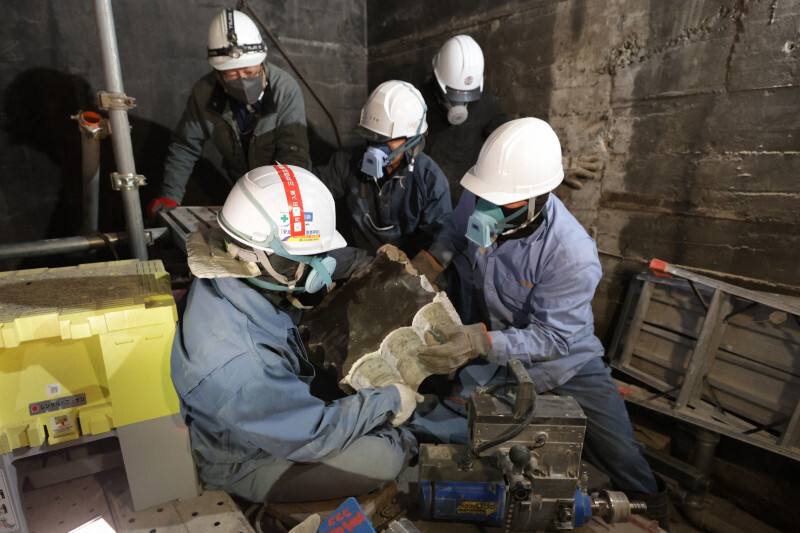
[207,9,267,71]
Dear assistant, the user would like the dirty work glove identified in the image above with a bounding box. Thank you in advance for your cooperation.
[411,250,444,289]
[562,152,604,189]
[376,243,410,263]
[288,513,321,533]
[388,383,425,426]
[418,323,492,375]
[146,197,178,220]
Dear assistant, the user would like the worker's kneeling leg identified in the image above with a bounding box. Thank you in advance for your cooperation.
[224,427,416,503]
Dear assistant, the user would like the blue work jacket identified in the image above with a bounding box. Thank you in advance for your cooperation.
[170,277,402,488]
[428,192,604,393]
[313,149,452,257]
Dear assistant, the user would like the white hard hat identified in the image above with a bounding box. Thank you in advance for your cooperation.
[433,35,484,103]
[358,80,428,141]
[207,9,267,71]
[461,118,564,205]
[218,164,346,257]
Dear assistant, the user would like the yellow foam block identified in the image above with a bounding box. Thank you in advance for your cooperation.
[79,404,115,435]
[0,421,45,454]
[0,260,179,452]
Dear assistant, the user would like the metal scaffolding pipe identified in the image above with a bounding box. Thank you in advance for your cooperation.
[74,111,107,234]
[0,228,167,261]
[0,234,123,260]
[92,0,148,260]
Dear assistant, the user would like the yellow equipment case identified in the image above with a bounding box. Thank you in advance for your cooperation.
[0,260,179,452]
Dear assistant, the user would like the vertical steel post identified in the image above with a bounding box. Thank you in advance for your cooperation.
[93,0,148,260]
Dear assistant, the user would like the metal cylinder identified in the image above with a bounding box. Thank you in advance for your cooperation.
[592,490,648,523]
[691,429,720,476]
[92,0,148,260]
[76,111,104,233]
[384,519,422,533]
[0,234,122,260]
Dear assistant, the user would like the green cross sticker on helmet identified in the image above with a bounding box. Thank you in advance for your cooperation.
[218,164,346,257]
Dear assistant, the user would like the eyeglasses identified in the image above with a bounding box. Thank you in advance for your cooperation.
[220,65,263,82]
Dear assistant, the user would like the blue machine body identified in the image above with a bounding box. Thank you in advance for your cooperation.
[573,488,592,527]
[419,480,506,526]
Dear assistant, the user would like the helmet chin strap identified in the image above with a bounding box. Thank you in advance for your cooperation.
[221,181,334,293]
[225,240,313,292]
[252,247,306,289]
[500,198,547,236]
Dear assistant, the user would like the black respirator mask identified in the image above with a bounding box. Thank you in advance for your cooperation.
[223,70,265,105]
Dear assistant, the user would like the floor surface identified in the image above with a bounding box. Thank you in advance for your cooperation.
[12,442,780,533]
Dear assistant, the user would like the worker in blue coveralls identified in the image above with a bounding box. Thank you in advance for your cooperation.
[313,80,452,258]
[410,118,670,530]
[170,164,420,502]
[146,9,310,218]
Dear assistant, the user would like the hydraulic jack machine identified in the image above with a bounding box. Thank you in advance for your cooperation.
[419,360,647,532]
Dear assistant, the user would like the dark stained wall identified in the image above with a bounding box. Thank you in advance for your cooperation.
[0,0,366,270]
[367,0,800,341]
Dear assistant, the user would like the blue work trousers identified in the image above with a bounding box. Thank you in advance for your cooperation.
[201,426,417,503]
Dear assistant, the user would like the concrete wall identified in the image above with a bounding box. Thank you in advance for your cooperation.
[0,0,366,269]
[2,1,798,336]
[368,0,800,340]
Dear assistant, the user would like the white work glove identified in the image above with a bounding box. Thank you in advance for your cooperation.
[388,383,424,426]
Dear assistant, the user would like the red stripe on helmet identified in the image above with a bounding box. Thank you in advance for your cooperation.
[274,164,305,237]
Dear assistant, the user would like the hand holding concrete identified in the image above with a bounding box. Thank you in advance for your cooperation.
[411,250,444,289]
[418,323,492,374]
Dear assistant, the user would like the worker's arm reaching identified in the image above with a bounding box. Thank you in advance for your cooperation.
[418,239,602,375]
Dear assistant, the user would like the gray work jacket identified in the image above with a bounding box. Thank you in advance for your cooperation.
[160,64,309,203]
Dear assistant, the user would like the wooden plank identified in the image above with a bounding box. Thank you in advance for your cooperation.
[779,401,800,450]
[705,356,800,426]
[612,363,675,395]
[715,349,799,386]
[675,289,733,410]
[640,323,697,348]
[616,379,800,462]
[663,262,800,316]
[721,319,800,376]
[644,301,704,339]
[706,375,791,425]
[607,274,641,359]
[610,270,800,461]
[615,280,654,367]
[631,332,693,381]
